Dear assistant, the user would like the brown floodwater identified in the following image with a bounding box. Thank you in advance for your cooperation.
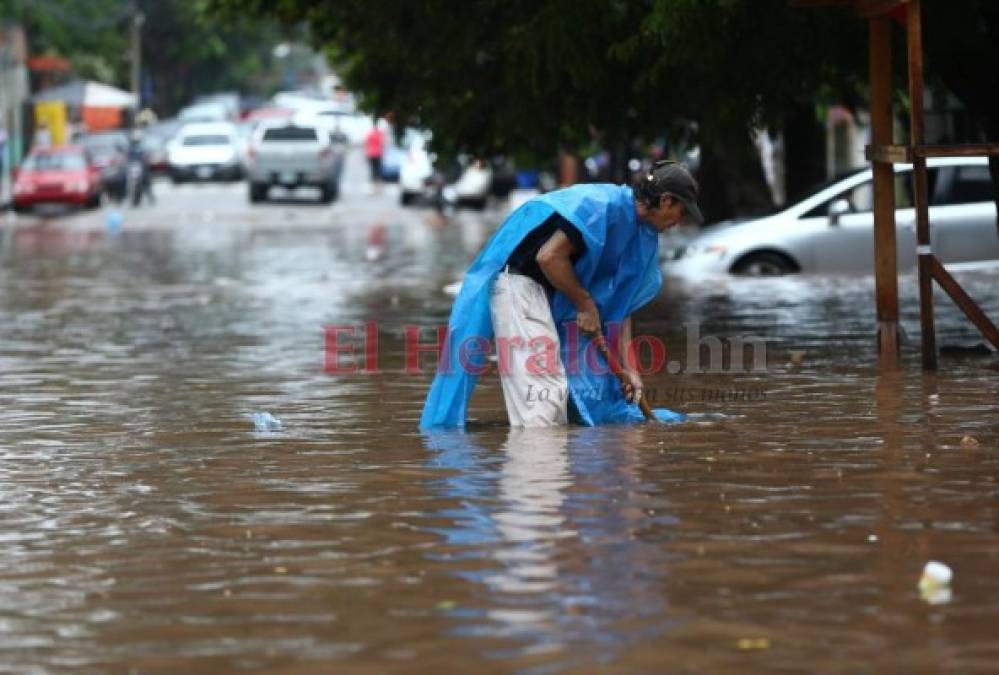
[0,186,997,674]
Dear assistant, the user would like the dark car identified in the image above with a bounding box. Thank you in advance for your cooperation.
[79,131,129,200]
[140,119,183,174]
[12,146,104,212]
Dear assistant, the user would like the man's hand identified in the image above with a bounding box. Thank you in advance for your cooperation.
[575,297,602,336]
[620,369,644,404]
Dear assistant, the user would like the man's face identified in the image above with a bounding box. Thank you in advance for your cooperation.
[638,195,687,233]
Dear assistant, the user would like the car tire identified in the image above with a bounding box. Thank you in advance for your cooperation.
[86,191,103,210]
[400,192,415,206]
[319,185,335,204]
[731,251,798,276]
[249,183,267,203]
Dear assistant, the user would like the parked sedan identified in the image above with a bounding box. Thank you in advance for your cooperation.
[666,157,999,277]
[12,146,103,212]
[167,122,243,182]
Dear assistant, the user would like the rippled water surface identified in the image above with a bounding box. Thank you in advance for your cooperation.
[0,173,997,673]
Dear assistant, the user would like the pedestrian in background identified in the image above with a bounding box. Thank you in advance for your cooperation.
[364,124,384,188]
[0,121,7,179]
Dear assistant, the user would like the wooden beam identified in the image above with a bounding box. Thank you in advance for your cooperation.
[906,0,937,370]
[915,143,999,158]
[789,0,910,12]
[869,15,899,367]
[788,1,854,7]
[928,256,999,349]
[857,0,910,18]
[865,144,913,163]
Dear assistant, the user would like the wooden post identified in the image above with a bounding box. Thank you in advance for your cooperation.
[869,15,899,366]
[906,0,937,370]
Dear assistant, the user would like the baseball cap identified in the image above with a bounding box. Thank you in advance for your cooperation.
[643,160,704,225]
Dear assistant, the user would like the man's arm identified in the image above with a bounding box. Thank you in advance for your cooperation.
[536,230,601,335]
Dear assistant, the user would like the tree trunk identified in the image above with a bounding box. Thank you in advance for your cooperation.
[783,102,827,205]
[695,122,774,225]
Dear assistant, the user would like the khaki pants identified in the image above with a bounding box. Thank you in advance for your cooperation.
[489,272,569,427]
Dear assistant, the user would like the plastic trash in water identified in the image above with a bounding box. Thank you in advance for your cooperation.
[106,210,123,235]
[919,560,953,605]
[251,412,282,432]
[652,408,687,424]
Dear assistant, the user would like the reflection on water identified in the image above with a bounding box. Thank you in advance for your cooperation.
[0,189,996,672]
[426,427,677,666]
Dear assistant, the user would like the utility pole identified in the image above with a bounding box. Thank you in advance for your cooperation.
[130,6,145,107]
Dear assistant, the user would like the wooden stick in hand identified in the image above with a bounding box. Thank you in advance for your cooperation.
[591,335,657,422]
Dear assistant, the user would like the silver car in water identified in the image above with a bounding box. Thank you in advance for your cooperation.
[665,157,999,277]
[246,121,345,203]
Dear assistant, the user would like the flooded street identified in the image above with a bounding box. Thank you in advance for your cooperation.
[1,150,997,673]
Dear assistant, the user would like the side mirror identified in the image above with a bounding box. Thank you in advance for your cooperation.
[828,198,851,226]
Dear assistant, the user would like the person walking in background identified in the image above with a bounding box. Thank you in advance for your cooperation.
[364,123,385,188]
[0,121,7,203]
[127,129,155,206]
[0,121,7,177]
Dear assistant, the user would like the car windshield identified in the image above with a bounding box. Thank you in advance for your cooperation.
[24,153,87,171]
[789,168,868,207]
[262,127,318,142]
[182,134,231,147]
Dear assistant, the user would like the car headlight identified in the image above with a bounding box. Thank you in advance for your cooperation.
[13,182,33,194]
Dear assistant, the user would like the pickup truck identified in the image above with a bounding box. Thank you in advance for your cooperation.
[246,122,345,203]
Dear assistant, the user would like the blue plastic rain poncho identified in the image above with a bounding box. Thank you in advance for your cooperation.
[420,184,685,429]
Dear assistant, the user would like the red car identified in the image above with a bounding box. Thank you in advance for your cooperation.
[12,146,104,212]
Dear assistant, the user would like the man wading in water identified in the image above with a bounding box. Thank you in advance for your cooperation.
[421,161,702,429]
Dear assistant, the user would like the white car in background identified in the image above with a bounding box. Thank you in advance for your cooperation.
[665,157,999,277]
[450,158,493,210]
[399,130,435,205]
[293,106,373,145]
[178,102,231,124]
[167,122,243,183]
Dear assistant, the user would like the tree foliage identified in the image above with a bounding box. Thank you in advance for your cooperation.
[215,1,999,216]
[206,1,864,150]
[0,0,286,114]
[0,0,130,83]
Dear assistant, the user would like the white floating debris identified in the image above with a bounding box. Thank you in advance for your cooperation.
[251,412,282,432]
[443,280,463,297]
[919,561,953,604]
